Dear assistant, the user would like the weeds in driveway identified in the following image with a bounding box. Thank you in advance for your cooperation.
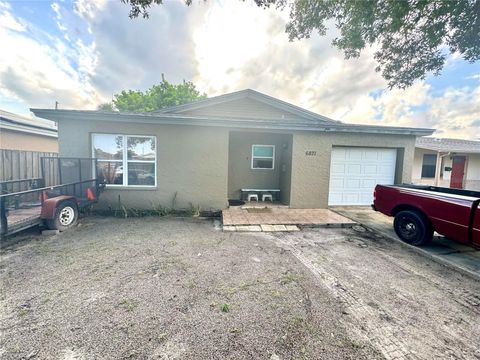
[350,340,366,349]
[221,303,230,313]
[119,298,137,312]
[18,309,29,317]
[281,271,304,285]
[281,316,308,353]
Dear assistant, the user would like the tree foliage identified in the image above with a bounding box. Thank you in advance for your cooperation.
[123,0,480,89]
[121,0,193,18]
[97,102,115,111]
[99,75,207,112]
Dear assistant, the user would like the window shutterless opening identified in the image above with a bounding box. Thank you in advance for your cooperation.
[92,134,157,187]
[251,145,275,170]
[421,153,437,178]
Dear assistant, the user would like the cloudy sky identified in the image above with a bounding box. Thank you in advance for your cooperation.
[1,0,479,139]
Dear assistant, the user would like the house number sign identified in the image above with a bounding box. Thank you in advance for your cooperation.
[305,150,317,156]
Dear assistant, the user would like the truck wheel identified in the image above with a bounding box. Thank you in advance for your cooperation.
[393,210,433,246]
[45,200,78,231]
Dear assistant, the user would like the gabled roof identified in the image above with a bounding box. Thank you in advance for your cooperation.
[30,87,435,137]
[154,89,341,125]
[416,137,480,153]
[0,109,57,138]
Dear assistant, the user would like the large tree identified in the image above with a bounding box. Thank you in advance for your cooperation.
[98,75,207,112]
[122,0,480,89]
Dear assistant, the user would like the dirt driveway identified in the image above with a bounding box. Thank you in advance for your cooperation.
[1,217,479,359]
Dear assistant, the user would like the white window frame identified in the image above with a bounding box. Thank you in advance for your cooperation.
[251,144,275,170]
[92,133,157,188]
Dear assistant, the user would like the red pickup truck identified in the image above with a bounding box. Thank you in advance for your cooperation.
[373,184,480,248]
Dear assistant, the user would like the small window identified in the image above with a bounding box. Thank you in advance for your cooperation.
[252,145,275,170]
[92,134,156,187]
[421,154,437,178]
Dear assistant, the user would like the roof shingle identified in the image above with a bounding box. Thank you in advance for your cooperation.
[416,137,480,153]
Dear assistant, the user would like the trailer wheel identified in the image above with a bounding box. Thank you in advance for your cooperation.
[45,200,78,231]
[393,210,433,246]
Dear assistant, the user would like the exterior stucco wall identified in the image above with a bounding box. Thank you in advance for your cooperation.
[58,118,419,210]
[463,154,480,190]
[0,129,58,152]
[289,132,416,208]
[227,131,292,201]
[58,119,229,210]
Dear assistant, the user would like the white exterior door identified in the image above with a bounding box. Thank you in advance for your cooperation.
[328,147,397,206]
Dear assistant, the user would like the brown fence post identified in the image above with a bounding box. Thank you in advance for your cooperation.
[0,184,7,236]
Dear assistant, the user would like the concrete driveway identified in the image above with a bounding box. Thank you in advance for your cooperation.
[1,216,479,359]
[332,206,480,280]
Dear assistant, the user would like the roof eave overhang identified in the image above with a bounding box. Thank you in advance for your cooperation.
[0,120,58,138]
[30,109,435,137]
[416,146,480,154]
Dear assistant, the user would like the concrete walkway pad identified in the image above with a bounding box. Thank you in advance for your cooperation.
[222,207,355,227]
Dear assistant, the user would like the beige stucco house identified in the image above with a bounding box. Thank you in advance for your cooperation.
[0,110,58,152]
[32,89,434,210]
[413,137,480,191]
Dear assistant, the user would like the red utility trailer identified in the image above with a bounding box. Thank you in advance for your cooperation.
[0,157,104,238]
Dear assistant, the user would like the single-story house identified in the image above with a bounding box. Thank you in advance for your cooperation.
[31,89,434,210]
[413,137,480,191]
[0,109,58,152]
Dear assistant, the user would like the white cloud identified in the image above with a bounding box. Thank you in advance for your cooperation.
[79,0,207,97]
[0,1,26,32]
[192,2,479,139]
[73,0,107,21]
[341,82,480,139]
[0,2,103,109]
[424,86,480,139]
[0,0,478,140]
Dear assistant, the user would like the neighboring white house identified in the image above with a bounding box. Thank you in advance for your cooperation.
[413,137,480,191]
[0,109,58,152]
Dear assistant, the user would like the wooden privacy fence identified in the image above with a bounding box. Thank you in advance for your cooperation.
[0,149,58,181]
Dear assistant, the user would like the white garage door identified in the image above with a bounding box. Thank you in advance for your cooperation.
[328,147,397,206]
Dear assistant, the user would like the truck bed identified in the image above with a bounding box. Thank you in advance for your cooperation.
[398,184,480,199]
[373,184,480,248]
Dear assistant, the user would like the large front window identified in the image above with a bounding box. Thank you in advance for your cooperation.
[92,134,156,187]
[251,145,275,169]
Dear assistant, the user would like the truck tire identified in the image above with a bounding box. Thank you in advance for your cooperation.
[393,210,433,246]
[45,200,78,231]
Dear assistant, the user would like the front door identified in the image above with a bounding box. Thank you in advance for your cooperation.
[450,156,466,189]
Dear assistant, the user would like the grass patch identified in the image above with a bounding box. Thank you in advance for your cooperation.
[94,194,202,218]
[280,272,304,285]
[221,303,230,313]
[119,298,138,312]
[18,308,29,317]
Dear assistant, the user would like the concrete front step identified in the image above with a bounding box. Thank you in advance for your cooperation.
[223,224,300,232]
